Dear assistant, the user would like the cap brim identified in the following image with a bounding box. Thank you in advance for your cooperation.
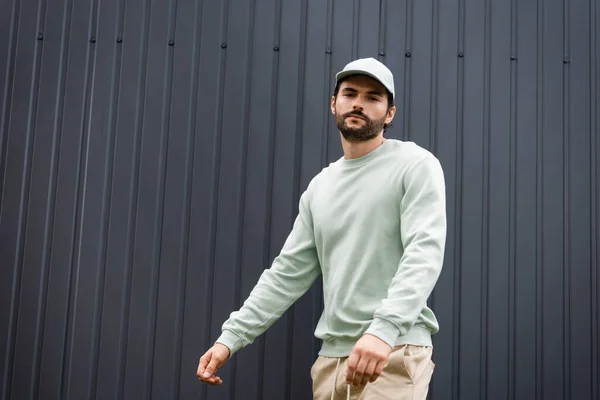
[335,69,394,98]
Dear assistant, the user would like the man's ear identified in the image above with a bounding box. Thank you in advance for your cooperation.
[385,105,397,125]
[331,96,336,115]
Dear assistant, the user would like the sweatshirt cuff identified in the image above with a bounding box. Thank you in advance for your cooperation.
[215,330,244,356]
[365,318,401,349]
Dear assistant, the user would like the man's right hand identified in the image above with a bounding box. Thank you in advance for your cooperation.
[197,343,231,385]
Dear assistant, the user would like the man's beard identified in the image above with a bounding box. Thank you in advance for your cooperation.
[335,110,386,142]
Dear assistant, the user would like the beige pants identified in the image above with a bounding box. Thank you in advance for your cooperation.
[311,345,435,400]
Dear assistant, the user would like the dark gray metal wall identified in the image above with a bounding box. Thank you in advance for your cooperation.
[0,0,598,399]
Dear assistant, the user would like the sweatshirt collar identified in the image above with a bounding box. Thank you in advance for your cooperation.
[338,139,390,169]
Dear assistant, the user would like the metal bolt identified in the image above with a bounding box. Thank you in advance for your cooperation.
[405,51,411,57]
[563,57,569,64]
[510,56,516,60]
[273,46,279,51]
[379,52,385,56]
[169,40,174,46]
[90,36,96,43]
[458,52,464,58]
[37,33,43,40]
[117,37,122,43]
[221,43,227,48]
[325,49,332,54]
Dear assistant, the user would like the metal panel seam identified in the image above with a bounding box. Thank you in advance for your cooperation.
[589,1,599,399]
[480,0,492,398]
[535,0,545,398]
[508,0,518,397]
[30,0,74,398]
[61,0,100,397]
[402,0,412,140]
[452,0,466,398]
[171,0,204,397]
[562,0,572,397]
[115,0,152,397]
[199,0,230,398]
[143,0,179,396]
[2,0,47,397]
[0,0,20,219]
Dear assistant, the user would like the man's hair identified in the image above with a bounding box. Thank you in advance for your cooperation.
[333,77,395,132]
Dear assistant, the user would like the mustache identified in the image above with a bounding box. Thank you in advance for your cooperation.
[343,111,368,120]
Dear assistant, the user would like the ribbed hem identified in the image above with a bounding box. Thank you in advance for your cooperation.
[318,326,432,358]
[215,329,243,356]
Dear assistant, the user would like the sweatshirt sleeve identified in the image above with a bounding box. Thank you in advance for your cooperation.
[365,154,447,348]
[215,189,321,356]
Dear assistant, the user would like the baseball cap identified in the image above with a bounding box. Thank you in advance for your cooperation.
[335,57,395,101]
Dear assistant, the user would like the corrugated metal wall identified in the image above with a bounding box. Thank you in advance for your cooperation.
[0,0,598,399]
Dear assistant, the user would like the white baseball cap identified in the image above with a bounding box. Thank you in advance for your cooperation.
[335,57,395,101]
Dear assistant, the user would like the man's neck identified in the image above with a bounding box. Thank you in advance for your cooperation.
[340,132,386,160]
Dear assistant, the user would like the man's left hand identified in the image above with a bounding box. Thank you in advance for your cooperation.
[346,334,393,386]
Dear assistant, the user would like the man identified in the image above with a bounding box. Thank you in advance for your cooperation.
[197,57,447,399]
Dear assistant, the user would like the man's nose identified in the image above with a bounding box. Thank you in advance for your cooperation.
[352,99,364,110]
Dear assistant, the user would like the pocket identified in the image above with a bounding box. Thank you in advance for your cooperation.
[402,345,433,383]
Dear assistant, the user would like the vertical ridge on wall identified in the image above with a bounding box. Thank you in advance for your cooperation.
[240,0,276,397]
[352,0,359,60]
[508,0,518,397]
[61,0,98,396]
[289,3,310,398]
[30,0,74,398]
[143,0,178,392]
[161,0,185,398]
[0,0,19,216]
[589,0,600,399]
[452,0,465,398]
[200,0,230,397]
[593,1,600,398]
[259,0,282,398]
[378,0,386,62]
[170,0,204,398]
[146,0,177,384]
[292,0,308,230]
[562,0,571,398]
[116,0,151,396]
[480,0,492,398]
[402,0,412,140]
[281,0,301,392]
[231,0,255,398]
[321,0,333,168]
[429,0,439,154]
[536,0,545,398]
[3,0,47,398]
[427,1,439,397]
[590,3,599,400]
[88,0,127,397]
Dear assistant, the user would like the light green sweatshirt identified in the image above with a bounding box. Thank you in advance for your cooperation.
[216,139,447,357]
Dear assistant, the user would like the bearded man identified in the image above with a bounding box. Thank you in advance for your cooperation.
[197,58,447,400]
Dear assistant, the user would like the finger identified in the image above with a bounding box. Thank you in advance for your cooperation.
[361,359,377,386]
[197,353,210,377]
[203,355,225,379]
[369,360,386,383]
[346,352,359,384]
[352,357,369,387]
[203,374,223,385]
